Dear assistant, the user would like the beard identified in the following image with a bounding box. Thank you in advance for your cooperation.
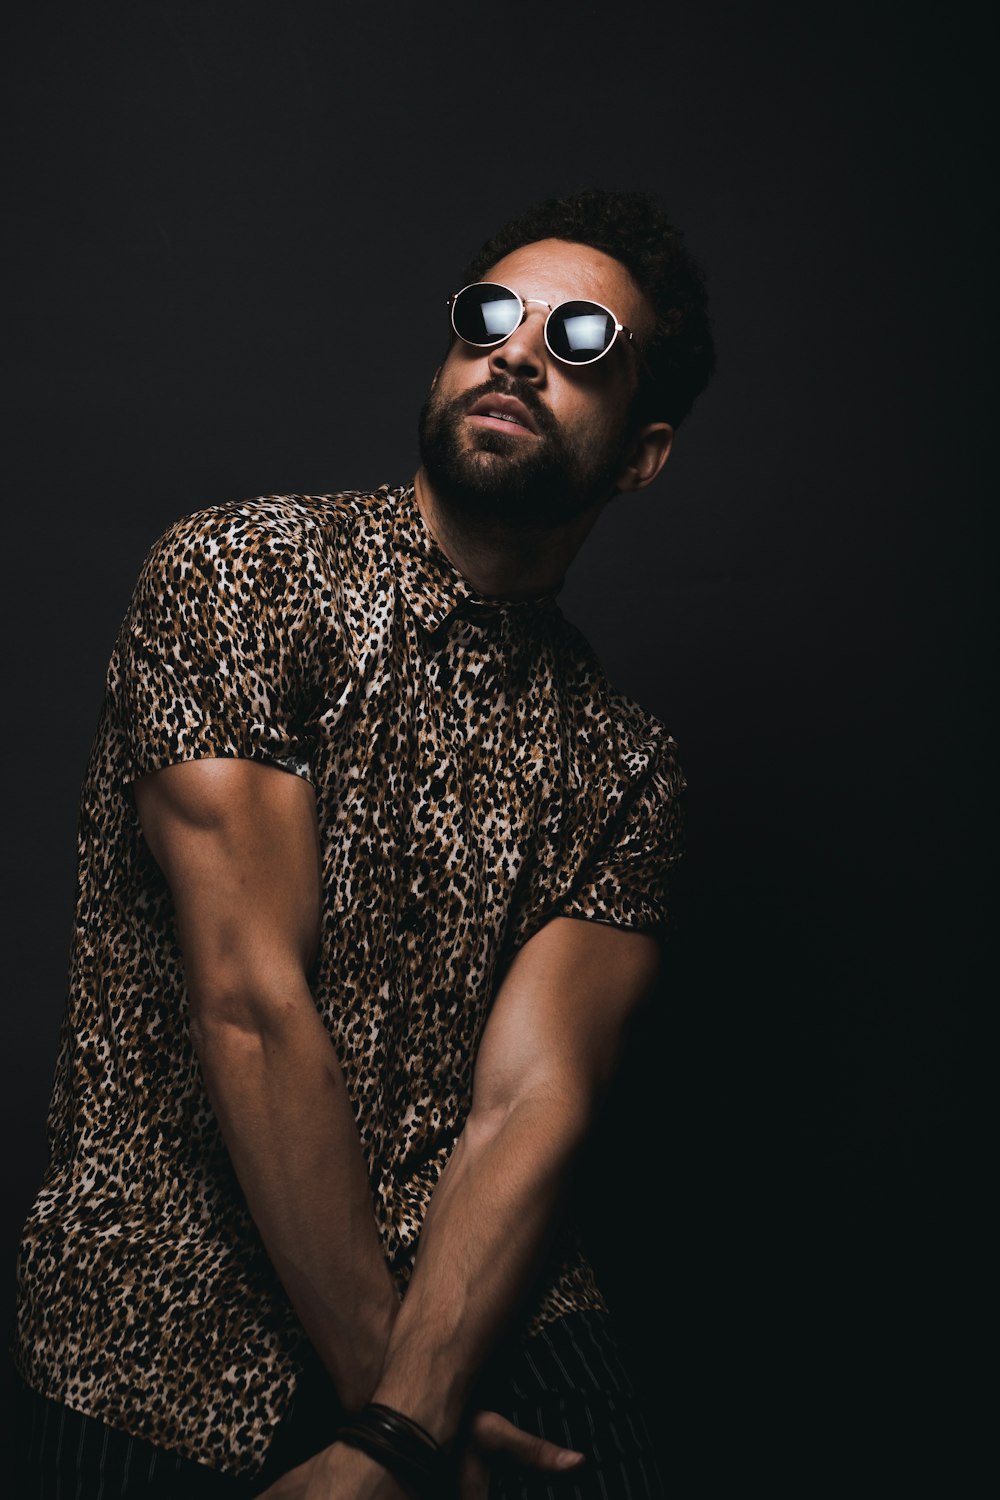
[417,375,632,529]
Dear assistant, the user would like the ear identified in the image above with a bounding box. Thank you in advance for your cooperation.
[614,422,673,493]
[430,364,442,390]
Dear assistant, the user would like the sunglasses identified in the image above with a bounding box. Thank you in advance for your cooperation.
[448,281,635,368]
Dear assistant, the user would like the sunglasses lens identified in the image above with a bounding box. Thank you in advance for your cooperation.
[546,301,617,363]
[452,284,522,345]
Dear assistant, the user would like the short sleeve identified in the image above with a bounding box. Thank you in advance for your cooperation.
[113,506,320,786]
[553,739,686,936]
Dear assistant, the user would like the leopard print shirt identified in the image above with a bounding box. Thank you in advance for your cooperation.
[13,484,685,1475]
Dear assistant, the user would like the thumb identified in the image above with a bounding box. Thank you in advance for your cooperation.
[470,1409,586,1472]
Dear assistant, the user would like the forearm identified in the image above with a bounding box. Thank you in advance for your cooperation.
[193,982,398,1409]
[370,1089,589,1442]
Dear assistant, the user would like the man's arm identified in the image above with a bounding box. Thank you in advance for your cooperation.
[137,754,587,1495]
[137,768,641,1494]
[258,914,662,1498]
[133,756,398,1408]
[369,913,662,1443]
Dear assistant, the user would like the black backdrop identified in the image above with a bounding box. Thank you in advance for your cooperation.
[1,1,987,1490]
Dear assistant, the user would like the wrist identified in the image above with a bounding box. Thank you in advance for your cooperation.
[319,1442,410,1500]
[369,1370,467,1449]
[318,1284,399,1410]
[336,1401,450,1499]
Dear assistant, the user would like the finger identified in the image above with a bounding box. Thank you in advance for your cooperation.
[471,1409,586,1471]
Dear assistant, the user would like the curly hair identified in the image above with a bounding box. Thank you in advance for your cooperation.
[460,188,715,429]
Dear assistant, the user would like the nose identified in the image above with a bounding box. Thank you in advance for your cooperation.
[487,303,547,384]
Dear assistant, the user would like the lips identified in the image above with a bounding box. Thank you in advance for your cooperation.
[467,393,538,435]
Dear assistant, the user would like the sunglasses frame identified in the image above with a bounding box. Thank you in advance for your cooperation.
[448,281,635,368]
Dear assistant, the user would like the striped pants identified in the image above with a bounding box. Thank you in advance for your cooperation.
[14,1310,665,1499]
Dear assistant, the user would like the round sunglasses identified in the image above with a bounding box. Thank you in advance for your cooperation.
[448,281,635,368]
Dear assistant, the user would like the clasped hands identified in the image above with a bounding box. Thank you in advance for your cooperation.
[255,1406,585,1499]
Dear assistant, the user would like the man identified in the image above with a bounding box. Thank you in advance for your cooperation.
[12,188,714,1498]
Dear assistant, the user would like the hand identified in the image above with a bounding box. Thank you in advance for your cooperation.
[254,1441,406,1499]
[458,1410,586,1500]
[254,1411,585,1499]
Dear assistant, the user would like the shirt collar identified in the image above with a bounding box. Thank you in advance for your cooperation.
[389,483,563,636]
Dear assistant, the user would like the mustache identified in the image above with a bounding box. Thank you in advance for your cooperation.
[456,377,558,440]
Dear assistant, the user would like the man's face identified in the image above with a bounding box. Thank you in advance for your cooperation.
[417,238,654,528]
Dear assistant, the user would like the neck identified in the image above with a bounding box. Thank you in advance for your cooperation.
[412,467,607,600]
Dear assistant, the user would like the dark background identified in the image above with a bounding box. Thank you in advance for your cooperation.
[2,0,987,1490]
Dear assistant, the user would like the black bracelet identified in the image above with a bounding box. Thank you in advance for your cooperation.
[337,1401,448,1499]
[364,1402,442,1455]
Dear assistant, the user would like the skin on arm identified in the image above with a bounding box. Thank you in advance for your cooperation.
[371,914,663,1439]
[133,756,399,1408]
[262,916,663,1498]
[136,756,580,1496]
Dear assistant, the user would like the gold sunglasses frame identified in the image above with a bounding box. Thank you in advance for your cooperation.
[448,281,635,368]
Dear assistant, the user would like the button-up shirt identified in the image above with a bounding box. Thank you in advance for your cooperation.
[14,483,685,1474]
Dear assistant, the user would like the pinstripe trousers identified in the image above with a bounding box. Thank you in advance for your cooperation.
[13,1310,665,1499]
